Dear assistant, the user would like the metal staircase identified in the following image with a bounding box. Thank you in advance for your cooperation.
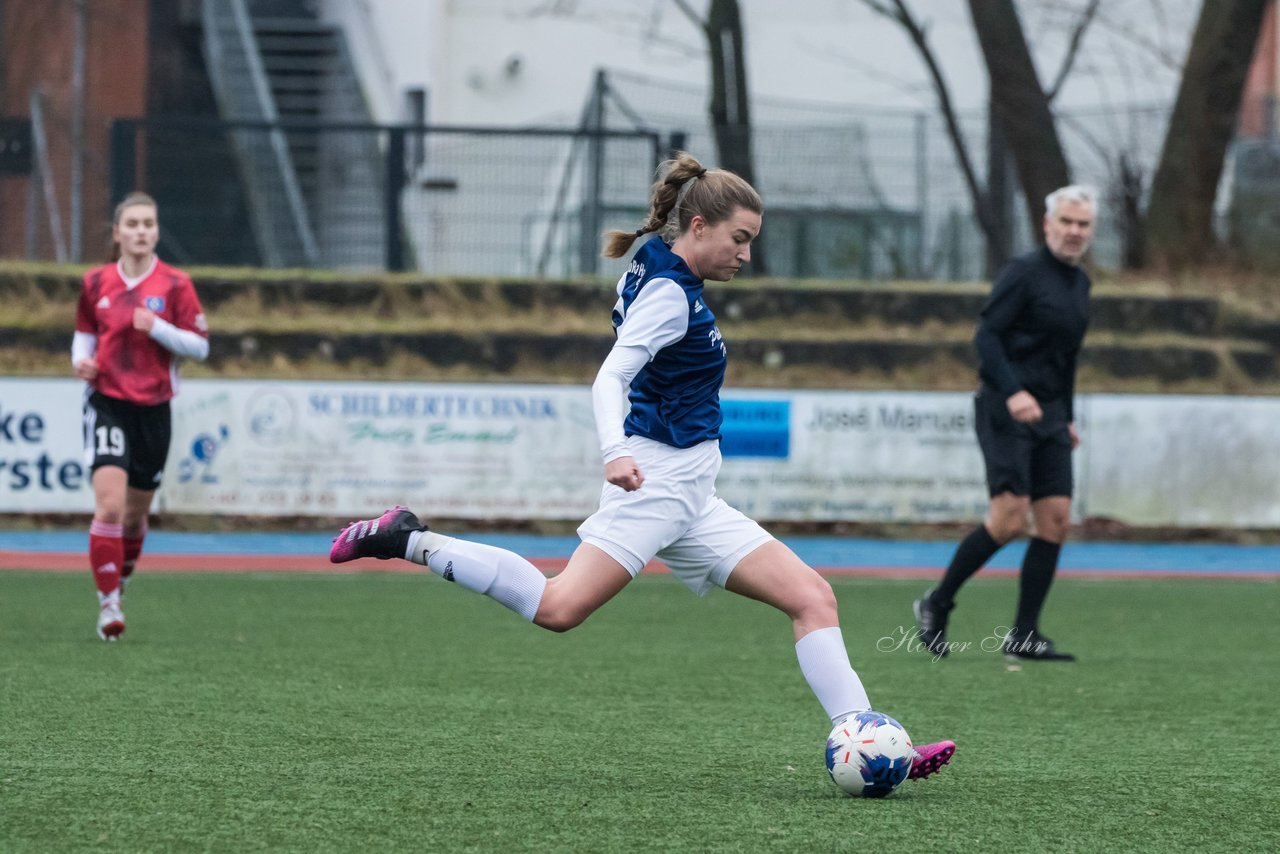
[201,0,383,268]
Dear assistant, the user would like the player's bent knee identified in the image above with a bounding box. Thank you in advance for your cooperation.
[532,599,591,633]
[534,614,581,633]
[989,508,1029,542]
[1037,519,1070,543]
[1004,517,1030,541]
[794,573,839,624]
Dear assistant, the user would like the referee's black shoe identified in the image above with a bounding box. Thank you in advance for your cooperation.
[912,591,954,658]
[1003,629,1076,662]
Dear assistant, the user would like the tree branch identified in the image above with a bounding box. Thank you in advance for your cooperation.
[857,0,898,18]
[856,0,998,241]
[671,0,708,33]
[1045,0,1101,102]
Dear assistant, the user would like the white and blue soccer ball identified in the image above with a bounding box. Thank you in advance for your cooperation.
[825,711,914,798]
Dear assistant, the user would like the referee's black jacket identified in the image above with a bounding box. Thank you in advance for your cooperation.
[973,245,1091,422]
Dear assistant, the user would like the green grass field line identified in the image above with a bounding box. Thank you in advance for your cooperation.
[2,572,1277,853]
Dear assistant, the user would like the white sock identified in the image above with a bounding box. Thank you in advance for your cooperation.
[795,626,872,724]
[97,589,120,607]
[405,531,547,622]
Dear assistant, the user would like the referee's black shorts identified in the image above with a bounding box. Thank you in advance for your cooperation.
[973,387,1073,501]
[82,390,172,490]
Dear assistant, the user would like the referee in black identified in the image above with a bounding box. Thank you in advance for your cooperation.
[914,185,1096,662]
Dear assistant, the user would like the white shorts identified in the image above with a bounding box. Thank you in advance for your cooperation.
[577,436,774,596]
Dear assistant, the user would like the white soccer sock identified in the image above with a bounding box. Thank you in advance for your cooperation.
[795,626,872,724]
[405,531,547,622]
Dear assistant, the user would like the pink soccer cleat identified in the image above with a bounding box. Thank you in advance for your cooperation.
[909,740,956,780]
[329,506,425,563]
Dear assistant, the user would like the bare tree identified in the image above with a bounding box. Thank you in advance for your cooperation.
[1146,0,1269,269]
[859,0,1095,268]
[1042,0,1102,102]
[671,0,754,182]
[1116,152,1147,269]
[966,0,1071,239]
[673,0,766,273]
[857,1,999,246]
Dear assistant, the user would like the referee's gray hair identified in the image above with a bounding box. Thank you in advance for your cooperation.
[1044,184,1098,217]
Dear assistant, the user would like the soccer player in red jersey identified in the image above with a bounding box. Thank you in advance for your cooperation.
[72,192,210,640]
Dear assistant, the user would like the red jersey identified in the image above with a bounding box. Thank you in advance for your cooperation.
[75,259,208,405]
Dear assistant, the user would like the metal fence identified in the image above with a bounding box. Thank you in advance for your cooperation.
[106,83,1183,280]
[594,68,1179,279]
[109,118,663,276]
[594,69,936,279]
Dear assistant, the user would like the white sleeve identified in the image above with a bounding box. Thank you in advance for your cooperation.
[591,278,690,462]
[149,316,210,361]
[71,331,97,366]
[592,344,653,463]
[614,278,689,355]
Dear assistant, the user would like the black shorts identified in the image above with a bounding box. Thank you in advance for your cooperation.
[973,387,1073,500]
[83,391,172,491]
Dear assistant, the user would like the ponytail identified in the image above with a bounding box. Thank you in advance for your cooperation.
[602,152,747,259]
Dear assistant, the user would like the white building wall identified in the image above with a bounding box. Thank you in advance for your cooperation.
[335,0,1200,126]
[320,0,449,123]
[322,0,1206,277]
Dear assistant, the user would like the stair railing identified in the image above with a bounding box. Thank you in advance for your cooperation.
[201,0,318,266]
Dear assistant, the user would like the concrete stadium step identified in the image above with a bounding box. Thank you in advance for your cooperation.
[4,267,1276,390]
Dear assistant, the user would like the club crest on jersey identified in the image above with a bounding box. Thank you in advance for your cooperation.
[145,296,166,312]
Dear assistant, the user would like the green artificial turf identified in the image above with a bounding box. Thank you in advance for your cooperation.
[1,570,1276,853]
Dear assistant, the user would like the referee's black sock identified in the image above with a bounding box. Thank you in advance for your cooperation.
[932,525,1002,607]
[1013,537,1062,633]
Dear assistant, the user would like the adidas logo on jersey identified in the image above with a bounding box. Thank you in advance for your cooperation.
[97,296,111,309]
[694,300,704,313]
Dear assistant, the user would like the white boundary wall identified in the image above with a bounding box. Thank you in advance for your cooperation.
[2,378,1278,527]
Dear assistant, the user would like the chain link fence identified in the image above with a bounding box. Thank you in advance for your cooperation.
[103,84,1191,280]
[109,118,662,276]
[596,69,1180,280]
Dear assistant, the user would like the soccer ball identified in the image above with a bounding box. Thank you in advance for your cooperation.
[825,711,915,798]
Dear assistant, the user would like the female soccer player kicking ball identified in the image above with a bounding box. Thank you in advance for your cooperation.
[331,153,955,783]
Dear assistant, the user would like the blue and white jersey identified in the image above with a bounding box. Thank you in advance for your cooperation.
[611,238,727,449]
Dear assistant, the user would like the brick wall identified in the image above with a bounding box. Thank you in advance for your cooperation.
[0,0,149,261]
